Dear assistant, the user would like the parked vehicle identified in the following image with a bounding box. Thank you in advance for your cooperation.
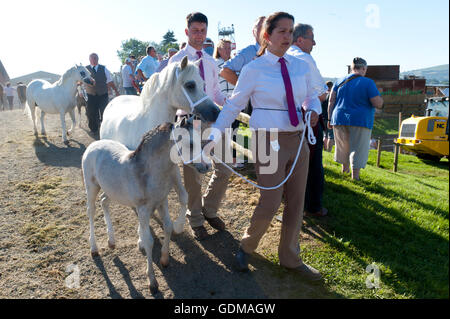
[395,97,449,161]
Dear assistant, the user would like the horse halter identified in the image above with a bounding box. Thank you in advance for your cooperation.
[175,67,210,112]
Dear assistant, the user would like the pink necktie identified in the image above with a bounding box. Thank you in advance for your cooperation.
[279,57,299,127]
[196,51,205,81]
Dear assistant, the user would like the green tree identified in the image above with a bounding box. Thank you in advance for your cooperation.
[116,38,149,64]
[160,30,179,55]
[161,30,177,46]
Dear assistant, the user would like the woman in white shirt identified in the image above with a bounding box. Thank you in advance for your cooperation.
[209,12,322,281]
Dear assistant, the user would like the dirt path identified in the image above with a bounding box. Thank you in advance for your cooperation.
[0,109,335,299]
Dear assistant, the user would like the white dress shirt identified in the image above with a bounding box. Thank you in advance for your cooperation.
[90,64,113,83]
[169,44,226,107]
[212,50,321,135]
[287,45,327,115]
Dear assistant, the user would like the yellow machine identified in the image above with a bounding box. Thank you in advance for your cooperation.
[395,97,449,161]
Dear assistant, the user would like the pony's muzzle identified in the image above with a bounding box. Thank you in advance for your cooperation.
[193,101,220,123]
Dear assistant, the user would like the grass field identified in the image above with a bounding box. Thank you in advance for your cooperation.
[300,150,449,298]
[238,121,449,298]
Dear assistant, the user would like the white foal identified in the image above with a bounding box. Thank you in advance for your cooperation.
[82,119,209,293]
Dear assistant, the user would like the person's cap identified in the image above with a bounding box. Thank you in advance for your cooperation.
[168,48,178,53]
[203,38,214,45]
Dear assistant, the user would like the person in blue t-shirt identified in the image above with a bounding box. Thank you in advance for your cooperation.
[328,57,383,180]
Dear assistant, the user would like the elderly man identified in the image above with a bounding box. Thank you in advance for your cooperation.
[136,46,159,82]
[168,12,230,241]
[85,53,120,133]
[287,23,328,218]
[156,48,178,73]
[122,57,137,95]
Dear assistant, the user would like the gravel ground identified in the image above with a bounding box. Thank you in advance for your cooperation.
[0,108,334,299]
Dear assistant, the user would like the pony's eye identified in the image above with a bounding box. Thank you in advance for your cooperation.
[184,81,196,90]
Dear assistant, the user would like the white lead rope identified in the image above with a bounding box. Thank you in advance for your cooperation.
[211,111,316,190]
[172,111,317,191]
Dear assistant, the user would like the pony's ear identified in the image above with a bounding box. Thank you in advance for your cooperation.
[180,55,188,71]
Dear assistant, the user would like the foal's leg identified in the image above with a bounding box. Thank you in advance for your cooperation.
[157,199,172,268]
[86,182,101,257]
[137,205,158,293]
[171,167,188,234]
[60,111,68,143]
[100,193,115,249]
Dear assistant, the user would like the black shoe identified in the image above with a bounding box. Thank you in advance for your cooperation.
[204,216,225,231]
[191,225,208,241]
[235,247,250,272]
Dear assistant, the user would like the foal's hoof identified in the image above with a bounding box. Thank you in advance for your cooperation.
[149,282,159,295]
[63,140,70,145]
[91,250,100,258]
[108,242,116,250]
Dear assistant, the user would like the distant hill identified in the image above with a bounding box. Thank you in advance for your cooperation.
[401,64,449,83]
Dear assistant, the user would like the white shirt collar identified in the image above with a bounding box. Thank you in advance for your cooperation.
[264,50,293,65]
[186,43,205,57]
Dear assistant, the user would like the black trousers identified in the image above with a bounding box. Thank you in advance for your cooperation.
[86,93,109,132]
[304,122,325,213]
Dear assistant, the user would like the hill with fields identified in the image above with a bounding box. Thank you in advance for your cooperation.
[401,64,449,84]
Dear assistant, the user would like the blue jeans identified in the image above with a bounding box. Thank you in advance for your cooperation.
[304,122,324,213]
[124,87,137,95]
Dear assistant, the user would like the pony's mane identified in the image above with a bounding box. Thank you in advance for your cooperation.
[129,122,174,160]
[139,60,198,111]
[54,66,78,86]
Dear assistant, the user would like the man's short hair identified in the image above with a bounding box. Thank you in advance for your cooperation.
[352,57,368,70]
[186,12,208,28]
[146,46,155,55]
[293,23,313,42]
[326,81,333,89]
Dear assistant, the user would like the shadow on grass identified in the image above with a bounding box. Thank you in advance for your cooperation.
[312,167,449,298]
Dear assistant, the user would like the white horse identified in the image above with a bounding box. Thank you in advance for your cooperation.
[25,65,94,143]
[100,55,220,150]
[82,118,209,294]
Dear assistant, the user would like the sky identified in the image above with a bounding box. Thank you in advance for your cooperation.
[1,0,449,79]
